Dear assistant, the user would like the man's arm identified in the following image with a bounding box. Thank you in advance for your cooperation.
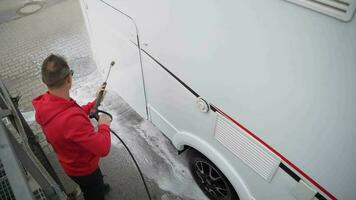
[81,86,106,114]
[80,100,96,114]
[65,113,111,157]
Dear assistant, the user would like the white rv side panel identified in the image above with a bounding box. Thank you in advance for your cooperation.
[102,0,356,198]
[140,48,303,200]
[82,0,356,199]
[81,0,147,118]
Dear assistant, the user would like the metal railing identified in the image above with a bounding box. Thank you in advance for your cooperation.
[0,80,66,200]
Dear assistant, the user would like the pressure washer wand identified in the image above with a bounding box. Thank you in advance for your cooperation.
[89,61,115,119]
[87,59,152,200]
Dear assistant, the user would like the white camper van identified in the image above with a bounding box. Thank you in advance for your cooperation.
[79,0,356,199]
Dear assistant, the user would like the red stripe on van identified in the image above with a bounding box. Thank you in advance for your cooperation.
[211,105,337,200]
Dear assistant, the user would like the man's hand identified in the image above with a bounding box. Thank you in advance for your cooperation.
[96,84,107,100]
[98,113,111,126]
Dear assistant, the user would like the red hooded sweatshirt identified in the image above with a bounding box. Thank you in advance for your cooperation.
[32,92,111,176]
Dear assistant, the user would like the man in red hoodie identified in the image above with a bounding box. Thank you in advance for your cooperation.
[32,54,111,200]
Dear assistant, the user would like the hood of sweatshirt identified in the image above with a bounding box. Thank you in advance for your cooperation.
[32,92,75,126]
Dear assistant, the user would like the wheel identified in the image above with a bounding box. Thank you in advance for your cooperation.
[188,150,239,200]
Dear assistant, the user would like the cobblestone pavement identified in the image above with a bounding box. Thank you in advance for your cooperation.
[0,0,96,197]
[0,0,91,112]
[0,0,207,199]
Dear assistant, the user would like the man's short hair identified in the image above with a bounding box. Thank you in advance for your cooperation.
[41,54,70,88]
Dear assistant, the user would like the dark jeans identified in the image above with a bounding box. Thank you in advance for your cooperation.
[70,168,105,200]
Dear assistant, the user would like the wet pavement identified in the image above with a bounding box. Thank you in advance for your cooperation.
[71,57,207,200]
[0,0,207,199]
[0,0,65,24]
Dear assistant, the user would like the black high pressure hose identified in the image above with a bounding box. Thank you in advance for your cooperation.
[92,110,152,200]
[88,61,151,199]
[86,1,153,197]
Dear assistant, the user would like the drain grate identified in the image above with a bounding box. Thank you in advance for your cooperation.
[0,159,49,200]
[33,188,47,200]
[0,160,16,200]
[17,2,44,16]
[0,162,6,179]
[0,178,16,200]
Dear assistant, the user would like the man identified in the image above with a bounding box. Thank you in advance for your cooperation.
[32,54,111,200]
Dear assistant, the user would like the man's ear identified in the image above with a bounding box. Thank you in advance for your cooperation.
[66,75,72,84]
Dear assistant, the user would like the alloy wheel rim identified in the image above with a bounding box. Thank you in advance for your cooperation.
[194,161,230,199]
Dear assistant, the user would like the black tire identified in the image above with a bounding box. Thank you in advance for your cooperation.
[188,150,239,200]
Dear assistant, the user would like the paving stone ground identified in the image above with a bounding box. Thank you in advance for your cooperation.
[0,0,91,112]
[0,0,102,197]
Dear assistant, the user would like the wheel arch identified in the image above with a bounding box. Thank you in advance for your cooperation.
[172,131,254,200]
